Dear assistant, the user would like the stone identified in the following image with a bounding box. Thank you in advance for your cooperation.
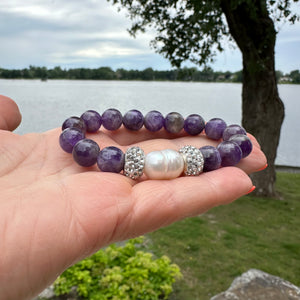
[123,109,144,131]
[97,146,125,173]
[80,110,102,132]
[184,114,205,135]
[144,110,164,132]
[210,269,300,300]
[205,118,227,140]
[217,141,242,166]
[164,112,184,133]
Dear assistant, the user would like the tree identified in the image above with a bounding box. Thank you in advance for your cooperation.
[108,0,299,196]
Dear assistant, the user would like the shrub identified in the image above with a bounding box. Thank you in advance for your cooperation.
[54,237,182,300]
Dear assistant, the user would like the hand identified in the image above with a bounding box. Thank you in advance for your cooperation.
[0,95,266,300]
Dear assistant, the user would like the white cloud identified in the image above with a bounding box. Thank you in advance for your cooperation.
[0,0,299,71]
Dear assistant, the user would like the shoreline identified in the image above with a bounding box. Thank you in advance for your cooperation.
[276,165,300,173]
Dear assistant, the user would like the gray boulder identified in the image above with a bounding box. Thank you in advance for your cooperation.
[211,269,300,300]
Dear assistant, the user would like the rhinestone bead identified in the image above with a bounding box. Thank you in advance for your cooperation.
[179,145,204,176]
[124,147,145,179]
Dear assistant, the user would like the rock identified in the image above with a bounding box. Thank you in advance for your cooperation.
[211,269,300,300]
[34,285,55,299]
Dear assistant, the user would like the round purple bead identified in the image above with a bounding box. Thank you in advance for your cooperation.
[223,124,247,141]
[72,139,100,167]
[97,146,125,173]
[184,114,205,135]
[200,145,222,172]
[217,141,242,167]
[62,116,86,132]
[205,118,227,140]
[144,110,164,132]
[229,134,253,158]
[59,128,85,153]
[123,109,144,131]
[81,110,102,133]
[164,112,184,133]
[102,109,123,131]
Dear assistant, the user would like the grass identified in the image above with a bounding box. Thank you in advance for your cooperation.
[147,172,300,300]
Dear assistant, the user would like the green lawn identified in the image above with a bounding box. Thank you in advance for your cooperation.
[148,172,300,300]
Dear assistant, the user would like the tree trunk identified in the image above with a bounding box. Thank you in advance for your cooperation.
[220,0,285,197]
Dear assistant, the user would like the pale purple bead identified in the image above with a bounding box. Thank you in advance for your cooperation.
[62,116,86,132]
[164,112,184,133]
[200,146,221,172]
[102,109,123,131]
[81,110,102,132]
[184,114,205,135]
[205,118,227,140]
[144,111,164,132]
[223,124,247,141]
[59,128,85,153]
[123,109,144,131]
[229,134,253,158]
[72,139,100,167]
[97,146,125,173]
[217,141,242,166]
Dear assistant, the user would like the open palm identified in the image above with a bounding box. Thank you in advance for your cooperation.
[0,95,266,300]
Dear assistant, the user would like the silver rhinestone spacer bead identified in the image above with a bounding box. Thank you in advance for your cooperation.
[124,146,145,180]
[179,145,204,176]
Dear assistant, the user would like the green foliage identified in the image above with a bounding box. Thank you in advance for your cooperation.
[54,237,182,300]
[108,0,299,68]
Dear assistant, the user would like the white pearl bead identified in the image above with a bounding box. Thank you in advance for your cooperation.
[144,149,184,180]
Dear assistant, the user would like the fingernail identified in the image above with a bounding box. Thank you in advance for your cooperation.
[256,163,268,172]
[246,186,256,195]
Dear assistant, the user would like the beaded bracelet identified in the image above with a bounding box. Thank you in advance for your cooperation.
[59,109,253,180]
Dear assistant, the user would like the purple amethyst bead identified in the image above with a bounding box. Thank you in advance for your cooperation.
[223,124,247,141]
[184,114,205,135]
[102,109,123,131]
[80,110,102,133]
[97,146,125,173]
[72,139,100,167]
[164,112,184,133]
[59,128,85,153]
[229,134,253,158]
[205,118,227,140]
[217,141,242,167]
[144,110,164,132]
[123,109,144,131]
[200,146,222,172]
[62,116,86,132]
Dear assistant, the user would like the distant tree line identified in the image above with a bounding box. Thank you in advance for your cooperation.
[0,65,299,83]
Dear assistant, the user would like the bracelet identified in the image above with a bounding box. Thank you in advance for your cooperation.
[59,109,252,180]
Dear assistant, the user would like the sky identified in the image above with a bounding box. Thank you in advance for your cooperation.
[0,0,299,73]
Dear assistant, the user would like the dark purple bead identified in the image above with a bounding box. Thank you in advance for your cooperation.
[184,114,205,135]
[80,110,102,133]
[200,146,222,172]
[164,112,184,133]
[144,110,164,132]
[102,109,123,131]
[205,118,227,140]
[97,146,125,173]
[72,139,100,167]
[62,116,86,132]
[229,134,253,158]
[223,124,247,141]
[123,109,144,131]
[217,141,242,167]
[59,128,85,153]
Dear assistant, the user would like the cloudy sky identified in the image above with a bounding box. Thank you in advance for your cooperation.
[0,0,299,72]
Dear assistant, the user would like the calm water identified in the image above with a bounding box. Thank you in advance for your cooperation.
[1,79,299,167]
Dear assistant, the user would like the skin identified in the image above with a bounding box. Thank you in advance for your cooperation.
[0,95,267,300]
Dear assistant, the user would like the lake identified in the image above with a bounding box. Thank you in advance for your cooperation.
[1,79,299,167]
